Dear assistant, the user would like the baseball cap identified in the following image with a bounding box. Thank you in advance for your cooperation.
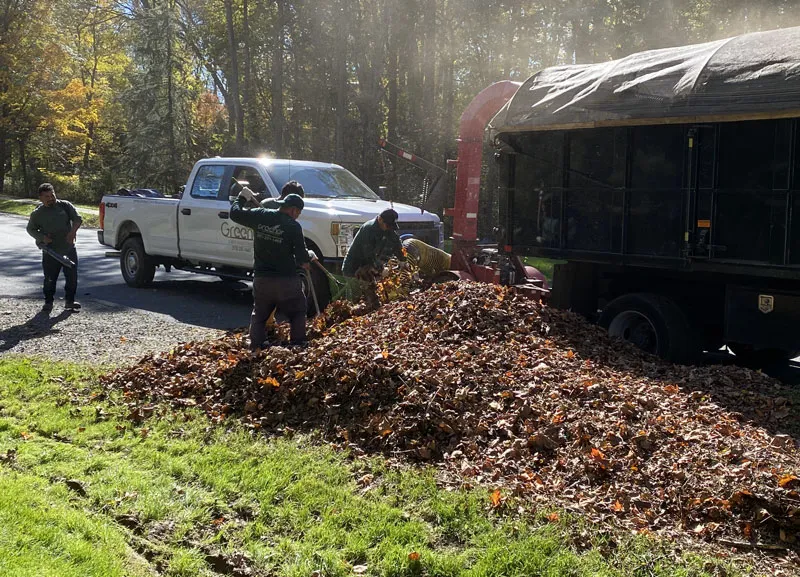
[379,209,399,230]
[280,194,304,210]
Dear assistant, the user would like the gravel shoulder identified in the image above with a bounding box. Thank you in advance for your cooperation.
[0,296,227,366]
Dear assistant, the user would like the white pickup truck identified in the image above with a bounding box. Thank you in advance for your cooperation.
[98,157,443,308]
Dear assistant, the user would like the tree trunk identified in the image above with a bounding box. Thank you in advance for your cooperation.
[83,16,100,172]
[430,0,455,216]
[166,5,178,192]
[405,0,422,142]
[386,1,398,143]
[224,0,245,154]
[421,0,436,155]
[18,138,30,197]
[0,127,6,196]
[333,0,348,164]
[242,0,256,147]
[271,0,286,157]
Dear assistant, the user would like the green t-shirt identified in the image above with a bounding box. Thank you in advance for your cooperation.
[230,196,310,277]
[26,200,82,255]
[341,217,404,277]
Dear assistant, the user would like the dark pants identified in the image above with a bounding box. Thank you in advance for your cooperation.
[354,265,381,309]
[42,246,78,303]
[250,276,306,349]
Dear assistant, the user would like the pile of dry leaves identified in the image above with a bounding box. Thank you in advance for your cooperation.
[102,282,800,554]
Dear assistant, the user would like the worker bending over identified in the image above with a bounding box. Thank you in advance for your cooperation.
[342,209,405,308]
[401,236,451,277]
[230,189,310,350]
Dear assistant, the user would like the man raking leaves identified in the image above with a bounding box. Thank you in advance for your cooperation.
[26,183,83,312]
[341,208,406,309]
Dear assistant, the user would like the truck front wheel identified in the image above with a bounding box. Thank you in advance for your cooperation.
[599,293,699,364]
[120,237,156,287]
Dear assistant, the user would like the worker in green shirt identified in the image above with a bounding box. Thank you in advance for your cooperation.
[26,183,83,312]
[341,209,405,308]
[230,189,311,351]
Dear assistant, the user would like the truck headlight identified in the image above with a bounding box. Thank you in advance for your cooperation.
[331,222,362,258]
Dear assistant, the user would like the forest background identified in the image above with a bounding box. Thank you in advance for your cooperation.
[3,0,800,232]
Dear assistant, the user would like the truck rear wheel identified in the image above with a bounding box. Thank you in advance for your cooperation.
[120,237,156,287]
[599,293,699,364]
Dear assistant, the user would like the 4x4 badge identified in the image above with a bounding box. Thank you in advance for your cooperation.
[758,295,774,314]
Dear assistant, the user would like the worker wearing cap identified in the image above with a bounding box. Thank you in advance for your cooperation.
[230,190,311,350]
[342,209,405,307]
[259,180,314,333]
[261,179,304,209]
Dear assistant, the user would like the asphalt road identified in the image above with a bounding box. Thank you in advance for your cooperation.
[0,214,252,330]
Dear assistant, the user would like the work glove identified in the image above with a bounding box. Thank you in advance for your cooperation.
[238,186,258,207]
[307,249,319,262]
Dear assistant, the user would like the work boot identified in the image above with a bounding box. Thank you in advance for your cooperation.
[65,301,82,311]
[42,300,53,312]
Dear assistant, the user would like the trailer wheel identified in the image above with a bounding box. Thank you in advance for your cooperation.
[599,293,698,364]
[120,237,156,287]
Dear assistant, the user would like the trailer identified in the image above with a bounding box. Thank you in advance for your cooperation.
[490,26,800,365]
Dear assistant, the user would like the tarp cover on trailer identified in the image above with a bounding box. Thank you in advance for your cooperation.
[489,27,800,134]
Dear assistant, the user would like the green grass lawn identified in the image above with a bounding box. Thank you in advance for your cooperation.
[0,357,745,577]
[522,257,564,283]
[0,199,100,228]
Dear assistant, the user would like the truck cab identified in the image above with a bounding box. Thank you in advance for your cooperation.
[171,157,442,267]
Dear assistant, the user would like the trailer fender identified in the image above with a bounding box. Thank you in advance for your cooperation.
[523,265,549,290]
[433,270,476,283]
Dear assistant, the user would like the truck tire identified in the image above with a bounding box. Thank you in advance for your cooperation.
[120,237,156,287]
[301,266,331,317]
[599,293,699,364]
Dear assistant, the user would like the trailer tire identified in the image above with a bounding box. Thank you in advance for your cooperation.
[599,293,699,364]
[120,237,156,287]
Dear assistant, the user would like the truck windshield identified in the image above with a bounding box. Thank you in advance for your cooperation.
[265,165,379,200]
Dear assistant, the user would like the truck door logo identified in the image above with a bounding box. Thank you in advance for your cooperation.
[221,221,253,241]
[758,295,774,314]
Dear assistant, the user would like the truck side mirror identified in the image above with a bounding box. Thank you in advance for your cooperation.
[377,186,388,200]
